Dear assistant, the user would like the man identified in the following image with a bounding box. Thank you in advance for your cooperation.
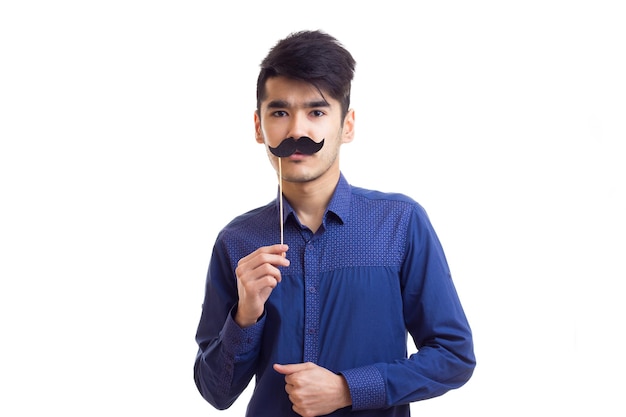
[194,30,475,417]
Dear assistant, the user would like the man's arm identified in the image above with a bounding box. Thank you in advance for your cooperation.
[194,242,289,409]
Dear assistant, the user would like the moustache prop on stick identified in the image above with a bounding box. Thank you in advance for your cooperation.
[269,136,325,157]
[271,136,325,245]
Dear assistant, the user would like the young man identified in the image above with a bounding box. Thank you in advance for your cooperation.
[194,30,475,417]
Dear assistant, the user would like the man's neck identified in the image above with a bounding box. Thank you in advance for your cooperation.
[282,171,339,233]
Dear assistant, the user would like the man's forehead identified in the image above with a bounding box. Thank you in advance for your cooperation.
[261,76,333,108]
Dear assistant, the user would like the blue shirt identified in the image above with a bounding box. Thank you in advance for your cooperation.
[194,174,475,416]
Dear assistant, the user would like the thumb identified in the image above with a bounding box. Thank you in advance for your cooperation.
[273,362,309,375]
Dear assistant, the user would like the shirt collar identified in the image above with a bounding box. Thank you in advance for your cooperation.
[277,173,351,226]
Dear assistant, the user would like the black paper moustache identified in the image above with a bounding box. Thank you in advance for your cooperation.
[268,136,325,158]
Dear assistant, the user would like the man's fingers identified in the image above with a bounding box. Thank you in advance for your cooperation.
[236,245,290,279]
[233,244,290,327]
[239,244,289,264]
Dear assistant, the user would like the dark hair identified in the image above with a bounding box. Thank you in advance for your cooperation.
[256,30,356,118]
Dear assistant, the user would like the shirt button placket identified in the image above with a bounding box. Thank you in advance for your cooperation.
[303,242,320,363]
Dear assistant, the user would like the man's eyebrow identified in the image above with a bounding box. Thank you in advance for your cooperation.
[265,99,330,109]
[307,99,330,108]
[266,100,289,109]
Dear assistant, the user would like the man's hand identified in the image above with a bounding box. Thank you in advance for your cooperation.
[234,244,289,327]
[274,362,352,417]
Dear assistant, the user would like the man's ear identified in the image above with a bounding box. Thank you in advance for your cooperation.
[341,109,355,144]
[254,111,264,144]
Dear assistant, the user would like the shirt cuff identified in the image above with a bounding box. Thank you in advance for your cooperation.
[221,307,265,359]
[341,365,386,410]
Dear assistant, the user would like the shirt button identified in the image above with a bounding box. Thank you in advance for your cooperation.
[308,286,316,293]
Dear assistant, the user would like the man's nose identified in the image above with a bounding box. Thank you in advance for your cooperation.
[286,111,308,139]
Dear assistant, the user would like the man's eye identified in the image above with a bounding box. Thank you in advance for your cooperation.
[272,110,288,117]
[311,110,325,117]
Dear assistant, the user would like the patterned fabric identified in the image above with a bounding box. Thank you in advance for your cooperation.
[194,174,475,416]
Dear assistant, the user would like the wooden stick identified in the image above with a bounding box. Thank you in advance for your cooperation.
[278,157,284,245]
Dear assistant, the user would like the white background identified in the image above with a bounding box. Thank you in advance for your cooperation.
[1,1,624,415]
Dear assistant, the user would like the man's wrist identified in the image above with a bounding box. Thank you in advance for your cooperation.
[223,307,265,358]
[234,304,264,328]
[336,374,353,408]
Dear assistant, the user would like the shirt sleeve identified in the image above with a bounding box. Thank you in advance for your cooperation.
[393,204,476,404]
[345,204,476,410]
[193,240,265,410]
[221,308,265,357]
